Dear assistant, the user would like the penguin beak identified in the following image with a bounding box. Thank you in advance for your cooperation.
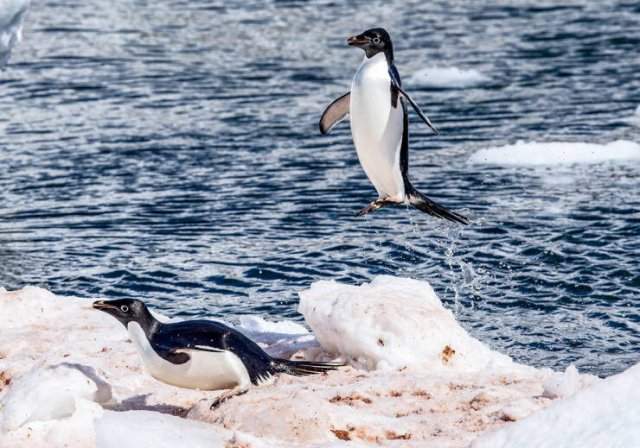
[347,35,369,48]
[93,300,117,312]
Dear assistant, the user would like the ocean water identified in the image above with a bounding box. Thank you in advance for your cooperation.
[1,0,639,377]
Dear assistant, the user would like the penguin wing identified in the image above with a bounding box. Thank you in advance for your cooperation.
[400,98,410,179]
[154,320,275,384]
[388,68,439,135]
[319,92,350,134]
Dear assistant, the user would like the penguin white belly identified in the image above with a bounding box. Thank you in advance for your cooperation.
[127,322,251,390]
[350,53,405,201]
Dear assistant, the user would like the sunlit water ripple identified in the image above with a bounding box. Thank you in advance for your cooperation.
[1,0,639,376]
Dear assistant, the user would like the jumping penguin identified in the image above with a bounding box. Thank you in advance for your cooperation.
[93,299,342,408]
[320,28,469,224]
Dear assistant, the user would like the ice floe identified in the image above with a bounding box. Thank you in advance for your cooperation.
[0,0,29,66]
[468,140,640,166]
[0,278,634,447]
[408,66,490,88]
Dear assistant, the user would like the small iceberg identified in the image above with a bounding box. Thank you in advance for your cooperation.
[408,66,490,88]
[468,140,640,166]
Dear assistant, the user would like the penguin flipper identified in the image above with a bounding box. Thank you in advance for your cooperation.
[407,186,469,225]
[388,70,439,135]
[319,92,350,134]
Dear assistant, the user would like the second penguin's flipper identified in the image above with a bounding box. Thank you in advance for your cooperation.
[319,92,350,134]
[407,187,469,225]
[388,70,439,135]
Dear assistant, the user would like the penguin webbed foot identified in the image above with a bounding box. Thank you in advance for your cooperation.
[210,386,249,410]
[357,199,393,216]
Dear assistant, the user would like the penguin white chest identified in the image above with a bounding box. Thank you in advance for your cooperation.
[127,322,251,390]
[350,52,405,201]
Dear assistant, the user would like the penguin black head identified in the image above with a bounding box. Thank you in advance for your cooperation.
[347,28,393,63]
[93,299,157,332]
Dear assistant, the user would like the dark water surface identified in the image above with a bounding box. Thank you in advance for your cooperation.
[1,0,639,376]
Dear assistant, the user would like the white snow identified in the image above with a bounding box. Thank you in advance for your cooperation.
[1,364,111,431]
[0,279,633,447]
[408,66,490,88]
[542,364,598,399]
[468,140,640,166]
[299,276,515,372]
[0,0,29,66]
[472,362,640,448]
[95,410,231,448]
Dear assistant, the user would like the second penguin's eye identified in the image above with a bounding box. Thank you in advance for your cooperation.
[120,305,129,313]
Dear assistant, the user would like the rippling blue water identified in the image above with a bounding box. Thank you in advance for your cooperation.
[1,0,639,376]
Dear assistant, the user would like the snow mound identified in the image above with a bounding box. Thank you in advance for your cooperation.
[0,0,29,66]
[299,276,515,371]
[472,363,640,448]
[468,140,640,166]
[0,364,111,431]
[408,66,490,88]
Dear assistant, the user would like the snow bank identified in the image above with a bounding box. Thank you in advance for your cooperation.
[0,281,612,447]
[408,66,490,88]
[472,363,640,448]
[0,0,29,66]
[299,276,514,372]
[468,140,640,166]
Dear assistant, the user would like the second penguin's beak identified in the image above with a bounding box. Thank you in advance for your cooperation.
[347,35,369,48]
[93,300,117,311]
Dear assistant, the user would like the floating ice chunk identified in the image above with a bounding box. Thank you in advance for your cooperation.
[408,66,490,88]
[299,275,515,371]
[238,315,309,336]
[1,364,112,431]
[237,315,318,360]
[623,105,640,127]
[472,362,640,448]
[468,140,640,166]
[0,0,29,66]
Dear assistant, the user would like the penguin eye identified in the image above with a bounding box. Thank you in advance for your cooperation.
[120,305,129,313]
[372,36,381,45]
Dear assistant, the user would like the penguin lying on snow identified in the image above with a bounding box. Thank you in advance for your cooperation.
[93,299,342,407]
[320,28,469,225]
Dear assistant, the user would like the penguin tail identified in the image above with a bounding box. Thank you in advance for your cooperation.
[272,358,344,376]
[406,185,469,225]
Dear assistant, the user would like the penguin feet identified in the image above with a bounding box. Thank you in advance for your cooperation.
[210,387,249,410]
[357,199,392,216]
